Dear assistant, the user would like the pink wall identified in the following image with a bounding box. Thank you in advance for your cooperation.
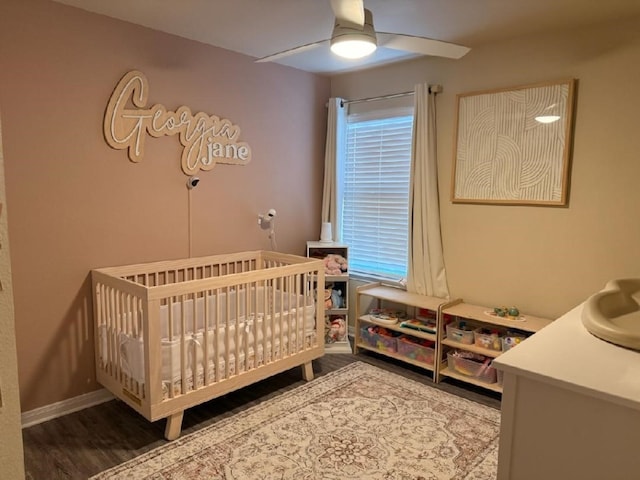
[0,0,330,411]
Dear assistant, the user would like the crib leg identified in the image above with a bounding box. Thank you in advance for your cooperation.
[164,411,184,441]
[301,361,314,381]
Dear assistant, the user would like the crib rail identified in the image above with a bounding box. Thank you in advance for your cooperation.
[92,251,324,421]
[95,251,313,287]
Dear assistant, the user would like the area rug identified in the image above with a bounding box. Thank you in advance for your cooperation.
[91,362,500,479]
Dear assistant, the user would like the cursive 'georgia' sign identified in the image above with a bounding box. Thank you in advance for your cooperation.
[104,70,251,175]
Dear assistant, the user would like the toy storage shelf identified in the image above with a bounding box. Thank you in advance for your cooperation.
[355,283,450,377]
[355,282,554,394]
[438,301,553,394]
[306,241,351,353]
[442,302,552,334]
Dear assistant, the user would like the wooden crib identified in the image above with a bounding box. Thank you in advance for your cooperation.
[91,250,324,440]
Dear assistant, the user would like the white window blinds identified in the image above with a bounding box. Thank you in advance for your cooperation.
[341,113,413,281]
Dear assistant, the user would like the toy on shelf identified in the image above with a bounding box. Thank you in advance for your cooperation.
[368,308,406,325]
[325,316,347,343]
[448,349,497,383]
[474,327,503,351]
[400,317,437,334]
[487,306,524,320]
[315,285,345,310]
[323,253,348,276]
[446,320,475,344]
[320,284,344,310]
[501,332,527,351]
[360,324,398,352]
[397,335,436,364]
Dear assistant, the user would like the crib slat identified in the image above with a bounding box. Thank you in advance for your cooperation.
[190,291,197,391]
[261,280,267,366]
[180,294,187,395]
[277,277,283,358]
[203,289,210,386]
[109,287,120,382]
[215,287,221,383]
[234,284,240,376]
[165,297,174,400]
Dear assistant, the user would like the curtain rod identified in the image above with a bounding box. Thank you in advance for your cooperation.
[341,84,442,107]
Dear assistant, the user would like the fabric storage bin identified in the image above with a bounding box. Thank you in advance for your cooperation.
[474,327,503,351]
[360,325,398,353]
[446,320,475,344]
[447,350,497,384]
[397,336,435,365]
[502,332,527,352]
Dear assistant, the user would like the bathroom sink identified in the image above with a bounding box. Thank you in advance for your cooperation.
[582,279,640,351]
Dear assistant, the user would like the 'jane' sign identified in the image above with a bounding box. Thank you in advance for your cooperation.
[104,70,252,175]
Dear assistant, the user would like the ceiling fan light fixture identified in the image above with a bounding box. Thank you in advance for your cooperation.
[330,35,377,58]
[330,7,377,59]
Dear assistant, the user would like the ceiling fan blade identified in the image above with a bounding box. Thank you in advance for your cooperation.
[330,0,364,28]
[256,40,328,63]
[378,32,470,59]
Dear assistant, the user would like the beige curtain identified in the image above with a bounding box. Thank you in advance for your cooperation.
[406,83,450,298]
[321,98,346,242]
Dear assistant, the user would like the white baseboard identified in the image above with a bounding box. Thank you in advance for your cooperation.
[324,340,352,354]
[21,388,114,429]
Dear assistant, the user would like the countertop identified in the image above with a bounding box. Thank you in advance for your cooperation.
[493,302,640,411]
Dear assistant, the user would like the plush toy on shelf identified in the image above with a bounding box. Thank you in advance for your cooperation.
[323,289,333,309]
[318,285,345,309]
[323,254,348,276]
[325,316,347,343]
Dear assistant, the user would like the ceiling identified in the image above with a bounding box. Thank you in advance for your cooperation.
[53,0,640,75]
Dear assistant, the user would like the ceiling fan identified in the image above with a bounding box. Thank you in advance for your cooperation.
[256,0,470,64]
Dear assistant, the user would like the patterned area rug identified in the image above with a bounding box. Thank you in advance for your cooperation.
[91,362,500,479]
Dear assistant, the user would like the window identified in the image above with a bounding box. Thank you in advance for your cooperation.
[339,110,413,281]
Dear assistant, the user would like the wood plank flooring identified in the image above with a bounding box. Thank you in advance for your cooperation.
[22,351,501,479]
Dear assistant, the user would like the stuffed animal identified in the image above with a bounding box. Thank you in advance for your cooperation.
[323,289,333,309]
[321,287,344,309]
[325,316,347,343]
[330,289,343,309]
[323,254,348,276]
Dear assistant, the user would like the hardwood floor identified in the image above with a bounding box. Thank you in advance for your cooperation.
[22,351,501,479]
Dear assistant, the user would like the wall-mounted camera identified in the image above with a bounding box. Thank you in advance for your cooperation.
[258,208,277,229]
[187,176,200,189]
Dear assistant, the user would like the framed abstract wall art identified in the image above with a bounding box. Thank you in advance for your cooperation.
[451,78,576,206]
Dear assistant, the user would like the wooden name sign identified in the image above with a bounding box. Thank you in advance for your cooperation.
[104,70,252,175]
